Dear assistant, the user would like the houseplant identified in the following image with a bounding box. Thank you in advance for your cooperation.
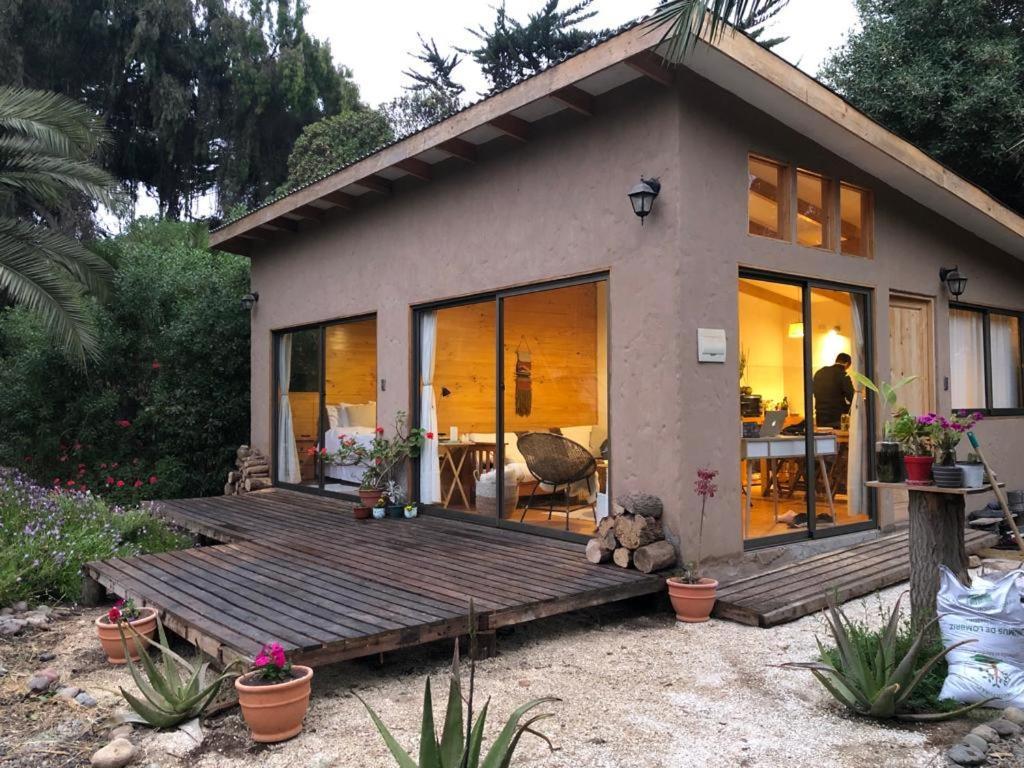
[235,642,313,743]
[384,479,406,519]
[330,412,426,508]
[666,467,718,622]
[850,373,917,483]
[96,597,158,664]
[889,409,934,485]
[403,503,418,519]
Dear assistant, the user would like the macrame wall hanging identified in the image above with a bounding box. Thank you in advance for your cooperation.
[515,337,532,416]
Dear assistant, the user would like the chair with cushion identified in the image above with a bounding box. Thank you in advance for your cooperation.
[516,432,597,530]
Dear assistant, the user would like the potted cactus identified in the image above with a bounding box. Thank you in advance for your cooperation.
[235,642,313,743]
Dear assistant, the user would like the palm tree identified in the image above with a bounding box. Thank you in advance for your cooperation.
[648,1,786,62]
[0,87,116,367]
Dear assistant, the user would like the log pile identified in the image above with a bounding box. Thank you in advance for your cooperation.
[224,445,272,495]
[585,492,677,574]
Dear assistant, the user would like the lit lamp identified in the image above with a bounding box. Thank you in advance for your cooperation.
[787,322,804,338]
[240,291,259,311]
[627,177,661,224]
[939,266,968,299]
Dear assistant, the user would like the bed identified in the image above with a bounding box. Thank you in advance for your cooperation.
[322,402,376,487]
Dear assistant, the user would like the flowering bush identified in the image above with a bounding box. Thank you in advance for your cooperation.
[250,642,293,684]
[329,411,426,492]
[0,468,190,605]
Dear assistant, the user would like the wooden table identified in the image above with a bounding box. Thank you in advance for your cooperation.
[866,481,1002,635]
[438,441,496,508]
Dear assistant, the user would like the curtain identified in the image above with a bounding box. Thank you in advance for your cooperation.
[419,311,441,503]
[277,335,301,484]
[846,296,865,518]
[990,315,1022,409]
[950,309,986,409]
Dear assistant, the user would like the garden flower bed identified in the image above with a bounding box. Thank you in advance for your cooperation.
[0,467,190,606]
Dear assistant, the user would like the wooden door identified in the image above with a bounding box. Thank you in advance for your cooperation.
[888,294,935,520]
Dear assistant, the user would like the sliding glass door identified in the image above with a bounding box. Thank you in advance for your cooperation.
[273,315,377,495]
[415,275,609,539]
[738,272,875,547]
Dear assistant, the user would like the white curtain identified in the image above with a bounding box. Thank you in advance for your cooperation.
[419,311,441,503]
[277,335,301,484]
[847,297,865,518]
[950,309,986,409]
[991,315,1022,409]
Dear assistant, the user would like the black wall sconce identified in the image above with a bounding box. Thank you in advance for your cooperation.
[627,177,661,224]
[441,387,452,398]
[939,266,968,299]
[240,291,259,311]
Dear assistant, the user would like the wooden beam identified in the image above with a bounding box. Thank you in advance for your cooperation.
[259,218,298,234]
[488,114,530,142]
[624,51,673,86]
[355,175,392,194]
[437,138,477,163]
[237,229,273,242]
[551,85,593,116]
[321,191,355,209]
[393,157,432,181]
[285,205,323,221]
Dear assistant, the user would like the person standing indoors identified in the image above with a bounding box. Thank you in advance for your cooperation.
[812,353,854,428]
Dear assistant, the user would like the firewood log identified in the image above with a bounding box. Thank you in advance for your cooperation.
[224,482,235,496]
[597,516,617,539]
[612,547,633,568]
[244,477,272,492]
[244,465,270,477]
[585,538,614,564]
[616,491,663,519]
[633,541,677,574]
[228,470,241,483]
[614,514,664,550]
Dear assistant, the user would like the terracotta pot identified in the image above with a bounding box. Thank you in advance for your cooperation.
[666,577,718,623]
[358,488,383,508]
[353,506,372,520]
[235,665,313,743]
[95,606,158,664]
[903,455,935,486]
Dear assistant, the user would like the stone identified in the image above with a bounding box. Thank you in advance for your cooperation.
[968,555,982,568]
[90,738,137,768]
[57,686,81,699]
[971,724,1000,743]
[25,614,50,628]
[109,724,134,741]
[0,617,25,635]
[947,744,987,766]
[1003,706,1024,726]
[11,600,28,612]
[153,729,202,758]
[614,491,663,518]
[39,651,56,662]
[27,667,59,692]
[0,664,7,677]
[0,607,11,616]
[75,692,98,708]
[961,733,989,753]
[987,718,1021,737]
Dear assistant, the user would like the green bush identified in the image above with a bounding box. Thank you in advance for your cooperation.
[0,219,250,500]
[0,467,190,605]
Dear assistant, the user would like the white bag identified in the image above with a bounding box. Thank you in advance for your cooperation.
[937,566,1024,707]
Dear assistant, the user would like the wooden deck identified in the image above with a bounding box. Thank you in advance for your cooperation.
[84,489,663,667]
[712,527,998,627]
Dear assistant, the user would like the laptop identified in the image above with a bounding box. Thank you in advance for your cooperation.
[759,410,787,438]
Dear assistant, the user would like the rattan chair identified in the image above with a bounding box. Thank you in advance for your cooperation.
[516,432,598,530]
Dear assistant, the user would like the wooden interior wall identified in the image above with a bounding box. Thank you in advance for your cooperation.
[287,391,320,440]
[324,318,377,407]
[432,283,601,434]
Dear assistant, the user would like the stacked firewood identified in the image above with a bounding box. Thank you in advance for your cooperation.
[224,445,272,495]
[585,492,677,574]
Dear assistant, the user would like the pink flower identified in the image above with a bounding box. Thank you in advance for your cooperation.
[149,475,158,484]
[151,360,161,370]
[112,462,119,469]
[133,479,143,488]
[106,476,115,485]
[115,419,132,428]
[100,463,107,469]
[694,467,718,498]
[107,606,121,623]
[253,654,270,668]
[116,480,125,488]
[53,478,60,485]
[66,479,75,487]
[114,598,125,609]
[426,432,434,440]
[375,426,384,434]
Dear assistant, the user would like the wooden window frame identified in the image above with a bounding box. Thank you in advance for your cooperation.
[795,168,834,251]
[949,303,1024,416]
[747,154,791,242]
[839,181,874,259]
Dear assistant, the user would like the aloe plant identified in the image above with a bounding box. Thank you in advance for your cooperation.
[357,605,559,767]
[782,593,991,721]
[117,617,240,729]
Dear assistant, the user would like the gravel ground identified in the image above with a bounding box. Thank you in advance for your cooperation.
[2,586,983,768]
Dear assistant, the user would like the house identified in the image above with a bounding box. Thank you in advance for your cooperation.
[210,18,1024,561]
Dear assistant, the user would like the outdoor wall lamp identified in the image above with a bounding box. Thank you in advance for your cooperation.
[240,291,259,311]
[939,266,968,299]
[627,177,661,224]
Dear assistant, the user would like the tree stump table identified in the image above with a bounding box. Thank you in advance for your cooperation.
[867,481,1001,640]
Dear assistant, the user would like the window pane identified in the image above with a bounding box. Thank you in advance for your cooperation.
[276,328,321,486]
[749,156,786,239]
[949,308,986,409]
[991,314,1023,409]
[840,183,870,256]
[323,318,377,494]
[797,170,830,248]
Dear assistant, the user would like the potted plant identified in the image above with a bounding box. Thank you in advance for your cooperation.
[235,642,313,743]
[329,412,426,508]
[850,373,917,483]
[353,505,372,520]
[372,494,387,520]
[96,597,158,664]
[931,411,983,487]
[666,468,719,623]
[889,409,934,485]
[959,451,986,489]
[384,479,406,518]
[403,503,418,519]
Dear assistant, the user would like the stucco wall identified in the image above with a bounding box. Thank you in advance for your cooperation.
[247,70,1024,559]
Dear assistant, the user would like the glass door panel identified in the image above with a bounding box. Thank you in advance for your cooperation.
[501,281,608,534]
[275,328,321,487]
[738,278,810,542]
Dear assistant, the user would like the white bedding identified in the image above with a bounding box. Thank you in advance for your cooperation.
[323,428,375,485]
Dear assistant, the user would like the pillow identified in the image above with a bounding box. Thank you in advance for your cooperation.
[338,425,375,437]
[325,405,341,430]
[343,402,376,428]
[560,425,595,455]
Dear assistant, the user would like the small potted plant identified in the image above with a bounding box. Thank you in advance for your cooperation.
[889,409,934,485]
[850,373,917,483]
[235,642,313,743]
[666,468,719,623]
[328,412,426,508]
[959,451,986,489]
[384,479,406,518]
[403,503,418,519]
[96,597,158,664]
[353,504,372,520]
[372,494,387,519]
[931,411,983,487]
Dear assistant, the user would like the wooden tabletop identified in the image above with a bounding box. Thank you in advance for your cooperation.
[866,481,1003,495]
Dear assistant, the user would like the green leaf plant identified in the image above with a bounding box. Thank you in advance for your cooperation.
[117,616,241,729]
[850,372,918,439]
[355,602,560,767]
[781,593,992,721]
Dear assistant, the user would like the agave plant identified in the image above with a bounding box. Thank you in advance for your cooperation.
[117,617,240,729]
[357,604,559,767]
[782,593,991,721]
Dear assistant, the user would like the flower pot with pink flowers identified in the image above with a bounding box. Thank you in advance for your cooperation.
[666,468,719,623]
[235,642,313,743]
[330,411,427,509]
[95,598,158,664]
